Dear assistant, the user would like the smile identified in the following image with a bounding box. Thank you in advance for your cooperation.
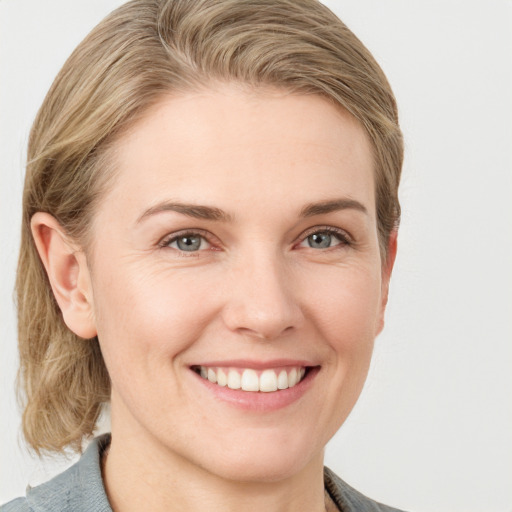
[192,366,307,393]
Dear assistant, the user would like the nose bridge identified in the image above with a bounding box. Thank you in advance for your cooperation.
[222,244,303,340]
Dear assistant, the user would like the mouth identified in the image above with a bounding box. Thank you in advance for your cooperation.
[189,362,320,411]
[191,365,311,393]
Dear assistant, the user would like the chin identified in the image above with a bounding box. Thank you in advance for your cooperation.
[207,455,310,484]
[192,430,322,484]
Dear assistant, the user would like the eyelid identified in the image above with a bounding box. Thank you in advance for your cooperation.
[157,225,352,253]
[296,225,353,246]
[158,228,218,250]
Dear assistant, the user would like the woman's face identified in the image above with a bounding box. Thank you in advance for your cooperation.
[85,85,393,482]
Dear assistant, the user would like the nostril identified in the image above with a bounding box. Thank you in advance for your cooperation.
[234,324,296,342]
[220,283,304,341]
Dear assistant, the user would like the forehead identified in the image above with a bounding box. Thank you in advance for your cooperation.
[104,85,375,221]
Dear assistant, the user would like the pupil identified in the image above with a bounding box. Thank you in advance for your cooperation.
[177,236,201,251]
[309,233,331,248]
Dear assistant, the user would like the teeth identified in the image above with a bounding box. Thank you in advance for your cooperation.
[288,368,298,387]
[259,369,278,392]
[227,369,241,390]
[196,366,307,393]
[217,368,227,387]
[277,370,288,390]
[241,369,259,391]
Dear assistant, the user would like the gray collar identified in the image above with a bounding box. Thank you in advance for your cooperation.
[25,434,112,512]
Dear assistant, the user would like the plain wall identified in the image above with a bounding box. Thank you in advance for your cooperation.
[1,1,511,511]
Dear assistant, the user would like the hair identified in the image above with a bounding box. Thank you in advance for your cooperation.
[16,0,403,454]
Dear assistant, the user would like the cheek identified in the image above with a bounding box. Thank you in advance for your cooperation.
[292,264,383,444]
[306,263,383,354]
[91,262,219,375]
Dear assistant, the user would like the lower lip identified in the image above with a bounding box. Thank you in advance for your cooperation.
[190,367,320,412]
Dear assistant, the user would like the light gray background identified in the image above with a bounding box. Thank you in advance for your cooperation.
[1,1,511,511]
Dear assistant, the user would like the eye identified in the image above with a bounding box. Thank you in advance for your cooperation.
[298,228,350,250]
[162,232,211,252]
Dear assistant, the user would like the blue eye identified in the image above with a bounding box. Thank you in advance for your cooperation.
[300,229,349,249]
[166,233,209,252]
[307,232,334,248]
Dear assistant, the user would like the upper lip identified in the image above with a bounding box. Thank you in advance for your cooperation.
[190,359,318,370]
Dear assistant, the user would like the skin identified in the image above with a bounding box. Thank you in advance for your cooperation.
[32,84,396,512]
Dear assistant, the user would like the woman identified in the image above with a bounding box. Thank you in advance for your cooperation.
[2,0,404,511]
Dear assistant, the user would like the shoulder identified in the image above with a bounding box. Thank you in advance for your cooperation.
[0,498,30,512]
[0,435,112,512]
[324,467,408,512]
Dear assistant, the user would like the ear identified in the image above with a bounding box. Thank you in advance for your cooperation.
[31,212,97,339]
[375,229,398,336]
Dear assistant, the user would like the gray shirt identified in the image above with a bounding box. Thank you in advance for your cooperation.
[1,435,406,511]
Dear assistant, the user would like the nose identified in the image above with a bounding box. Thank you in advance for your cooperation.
[221,253,304,341]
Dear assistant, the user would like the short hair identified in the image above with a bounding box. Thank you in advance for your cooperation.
[16,0,403,453]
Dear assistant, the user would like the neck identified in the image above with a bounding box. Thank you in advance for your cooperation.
[103,423,328,512]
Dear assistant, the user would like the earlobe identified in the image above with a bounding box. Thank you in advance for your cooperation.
[376,229,398,336]
[31,212,97,339]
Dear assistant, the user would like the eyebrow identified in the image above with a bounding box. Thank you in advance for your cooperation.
[299,198,368,217]
[137,201,233,223]
[137,197,367,224]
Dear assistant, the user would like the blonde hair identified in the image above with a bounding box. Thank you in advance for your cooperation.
[17,0,403,453]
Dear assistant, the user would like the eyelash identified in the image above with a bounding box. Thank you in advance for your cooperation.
[158,229,215,256]
[158,226,352,256]
[299,226,352,249]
